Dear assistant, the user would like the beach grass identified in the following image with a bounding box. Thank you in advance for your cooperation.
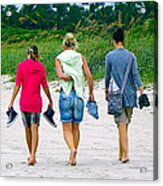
[1,18,155,84]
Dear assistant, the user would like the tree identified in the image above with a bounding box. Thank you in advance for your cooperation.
[1,5,20,28]
[64,4,85,31]
[19,4,37,29]
[52,4,69,30]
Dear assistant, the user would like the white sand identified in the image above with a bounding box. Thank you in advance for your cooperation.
[0,75,155,180]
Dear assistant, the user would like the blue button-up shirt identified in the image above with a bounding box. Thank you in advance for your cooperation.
[105,48,143,107]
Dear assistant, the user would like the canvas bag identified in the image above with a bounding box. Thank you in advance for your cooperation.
[108,53,132,115]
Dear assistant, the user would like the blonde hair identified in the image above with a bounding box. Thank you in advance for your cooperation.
[62,33,78,50]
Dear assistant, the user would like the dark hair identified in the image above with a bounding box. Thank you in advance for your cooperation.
[113,27,124,43]
[27,45,39,61]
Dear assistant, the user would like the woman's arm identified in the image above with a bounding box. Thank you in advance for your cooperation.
[105,54,111,101]
[131,55,144,94]
[82,56,94,101]
[43,87,53,108]
[8,85,20,109]
[8,64,22,108]
[41,67,53,108]
[55,59,72,81]
[105,55,111,91]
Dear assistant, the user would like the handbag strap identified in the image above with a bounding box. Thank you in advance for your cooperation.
[121,52,132,94]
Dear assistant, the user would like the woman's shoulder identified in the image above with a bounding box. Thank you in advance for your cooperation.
[74,50,81,55]
[30,59,45,70]
[105,49,117,60]
[17,59,28,68]
[127,50,137,61]
[56,50,82,60]
[56,50,67,60]
[107,48,123,56]
[36,61,46,70]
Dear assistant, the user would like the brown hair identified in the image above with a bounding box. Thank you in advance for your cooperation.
[27,45,39,61]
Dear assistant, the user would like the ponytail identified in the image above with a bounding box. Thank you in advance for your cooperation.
[62,33,78,50]
[27,45,39,61]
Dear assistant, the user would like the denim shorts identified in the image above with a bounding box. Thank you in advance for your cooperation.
[21,112,40,128]
[59,90,84,123]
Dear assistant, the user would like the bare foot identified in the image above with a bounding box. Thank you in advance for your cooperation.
[27,157,37,163]
[27,157,37,166]
[121,153,129,163]
[68,150,77,166]
[121,157,130,164]
[118,153,122,161]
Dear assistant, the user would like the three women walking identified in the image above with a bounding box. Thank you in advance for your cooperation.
[8,28,143,166]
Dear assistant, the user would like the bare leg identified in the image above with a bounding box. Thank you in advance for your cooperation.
[71,123,80,165]
[63,122,76,151]
[63,123,76,165]
[28,124,39,165]
[118,134,123,161]
[72,123,80,150]
[118,124,129,162]
[25,127,32,154]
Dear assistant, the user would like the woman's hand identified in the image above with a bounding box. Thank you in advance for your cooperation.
[89,93,94,102]
[8,102,13,110]
[105,89,109,101]
[105,92,109,102]
[139,86,144,95]
[48,101,53,109]
[55,59,73,81]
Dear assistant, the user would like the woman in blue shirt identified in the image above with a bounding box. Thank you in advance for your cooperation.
[105,28,144,163]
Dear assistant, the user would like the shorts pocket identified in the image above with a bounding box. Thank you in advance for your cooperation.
[59,92,72,111]
[74,97,84,110]
[73,97,84,122]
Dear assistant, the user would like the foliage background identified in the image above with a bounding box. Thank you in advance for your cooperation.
[1,1,157,84]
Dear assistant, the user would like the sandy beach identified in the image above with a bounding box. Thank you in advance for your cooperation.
[0,75,155,180]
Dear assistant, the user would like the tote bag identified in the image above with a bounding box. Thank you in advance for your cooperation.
[108,53,132,115]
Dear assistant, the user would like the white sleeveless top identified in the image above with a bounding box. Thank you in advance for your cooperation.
[56,50,85,99]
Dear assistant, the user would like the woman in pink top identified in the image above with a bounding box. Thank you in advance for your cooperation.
[8,45,53,165]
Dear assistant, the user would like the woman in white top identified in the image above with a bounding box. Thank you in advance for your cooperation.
[55,33,94,166]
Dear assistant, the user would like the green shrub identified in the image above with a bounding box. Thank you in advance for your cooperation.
[1,18,156,84]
